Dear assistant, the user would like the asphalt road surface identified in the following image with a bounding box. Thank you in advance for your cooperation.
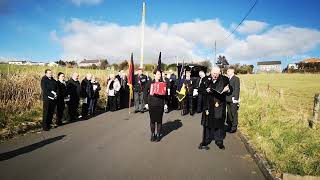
[0,109,265,180]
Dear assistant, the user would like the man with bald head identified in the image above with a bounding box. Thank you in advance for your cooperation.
[67,73,81,121]
[199,67,231,150]
[80,73,93,119]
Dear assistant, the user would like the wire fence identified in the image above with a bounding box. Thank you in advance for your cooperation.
[240,79,320,127]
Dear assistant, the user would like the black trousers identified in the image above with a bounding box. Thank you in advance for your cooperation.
[68,101,79,121]
[42,100,56,129]
[108,96,117,111]
[116,92,121,109]
[81,98,91,117]
[56,100,65,125]
[226,103,239,131]
[182,95,194,115]
[197,94,203,113]
[201,126,226,145]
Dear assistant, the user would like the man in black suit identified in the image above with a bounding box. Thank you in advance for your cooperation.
[134,68,148,113]
[195,70,206,113]
[226,66,240,133]
[199,67,231,150]
[80,74,93,119]
[67,73,81,122]
[41,69,57,131]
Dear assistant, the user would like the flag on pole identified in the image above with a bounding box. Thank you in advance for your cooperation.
[157,51,162,71]
[157,52,162,79]
[128,53,134,113]
[176,60,186,102]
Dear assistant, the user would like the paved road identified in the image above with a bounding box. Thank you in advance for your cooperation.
[0,109,265,180]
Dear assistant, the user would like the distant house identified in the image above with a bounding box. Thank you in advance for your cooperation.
[27,62,47,66]
[78,59,101,67]
[257,61,282,73]
[48,62,58,67]
[287,63,298,70]
[8,60,27,65]
[301,58,320,63]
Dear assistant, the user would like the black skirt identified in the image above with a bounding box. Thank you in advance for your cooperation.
[149,106,164,123]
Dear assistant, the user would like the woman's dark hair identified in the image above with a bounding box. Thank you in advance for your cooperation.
[57,72,64,78]
[153,69,161,75]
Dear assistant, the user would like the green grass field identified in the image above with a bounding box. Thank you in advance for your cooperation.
[0,64,320,176]
[239,74,320,176]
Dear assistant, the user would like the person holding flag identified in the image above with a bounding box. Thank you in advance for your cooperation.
[144,52,167,142]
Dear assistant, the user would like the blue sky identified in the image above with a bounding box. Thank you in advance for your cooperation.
[0,0,320,66]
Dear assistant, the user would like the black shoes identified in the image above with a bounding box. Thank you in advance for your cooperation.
[215,141,225,150]
[198,143,210,150]
[150,133,156,142]
[43,127,50,131]
[229,129,237,133]
[155,134,161,142]
[151,134,161,142]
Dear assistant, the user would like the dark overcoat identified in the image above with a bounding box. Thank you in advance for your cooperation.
[201,75,232,129]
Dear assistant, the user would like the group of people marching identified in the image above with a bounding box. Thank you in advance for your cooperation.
[41,65,240,150]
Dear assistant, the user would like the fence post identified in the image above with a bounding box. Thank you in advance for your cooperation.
[313,93,320,122]
[267,83,270,91]
[279,89,283,99]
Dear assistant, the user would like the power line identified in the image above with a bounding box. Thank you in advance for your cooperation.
[225,0,259,40]
[213,0,258,65]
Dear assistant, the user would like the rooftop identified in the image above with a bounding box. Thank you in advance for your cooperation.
[257,61,281,65]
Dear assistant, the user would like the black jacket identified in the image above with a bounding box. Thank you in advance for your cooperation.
[80,78,93,98]
[226,76,240,103]
[184,78,195,95]
[144,80,166,107]
[134,74,148,93]
[41,76,57,101]
[67,79,81,103]
[201,75,232,128]
[57,80,67,102]
[195,76,207,94]
[91,81,101,99]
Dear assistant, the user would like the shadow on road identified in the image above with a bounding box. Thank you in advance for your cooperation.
[161,119,183,140]
[0,135,66,161]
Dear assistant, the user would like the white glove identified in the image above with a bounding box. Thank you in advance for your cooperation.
[83,98,88,104]
[232,97,240,103]
[145,104,149,110]
[164,104,168,111]
[51,91,57,99]
[193,89,198,96]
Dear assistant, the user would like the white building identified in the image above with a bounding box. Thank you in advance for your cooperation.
[287,63,298,70]
[8,61,27,65]
[78,60,101,67]
[257,61,282,73]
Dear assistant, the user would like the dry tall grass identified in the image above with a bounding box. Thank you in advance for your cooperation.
[0,64,111,136]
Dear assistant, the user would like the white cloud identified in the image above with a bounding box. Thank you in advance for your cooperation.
[70,0,103,6]
[224,26,320,63]
[58,18,231,63]
[235,20,268,35]
[49,30,59,42]
[55,18,320,65]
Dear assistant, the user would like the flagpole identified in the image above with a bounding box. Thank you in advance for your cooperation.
[140,1,146,68]
[214,40,217,66]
